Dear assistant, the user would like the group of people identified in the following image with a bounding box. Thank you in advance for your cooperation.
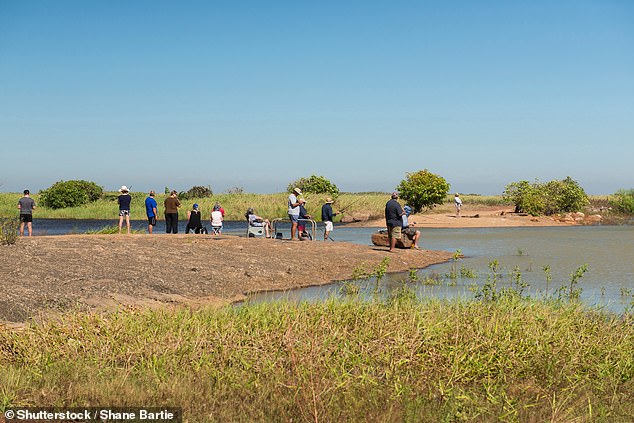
[384,192,422,252]
[116,187,225,235]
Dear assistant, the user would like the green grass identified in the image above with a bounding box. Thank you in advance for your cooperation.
[1,298,632,422]
[0,192,391,222]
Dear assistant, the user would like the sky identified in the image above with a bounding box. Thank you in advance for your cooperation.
[1,0,633,195]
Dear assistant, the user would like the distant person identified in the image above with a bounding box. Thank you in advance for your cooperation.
[321,197,339,241]
[117,186,131,234]
[164,190,181,234]
[145,190,158,234]
[17,189,36,236]
[210,204,224,234]
[454,193,462,217]
[288,187,302,240]
[186,204,205,234]
[246,208,272,238]
[214,201,225,217]
[298,198,312,240]
[385,192,404,252]
[402,205,421,249]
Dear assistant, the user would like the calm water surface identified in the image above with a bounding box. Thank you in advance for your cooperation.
[28,220,634,313]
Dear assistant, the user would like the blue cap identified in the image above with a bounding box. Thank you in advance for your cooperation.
[193,203,199,209]
[404,205,412,216]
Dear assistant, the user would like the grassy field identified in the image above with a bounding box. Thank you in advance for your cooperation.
[1,297,632,422]
[0,192,515,221]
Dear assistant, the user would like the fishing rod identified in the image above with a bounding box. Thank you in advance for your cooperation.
[336,196,363,214]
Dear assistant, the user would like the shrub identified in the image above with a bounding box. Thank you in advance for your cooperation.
[288,175,340,197]
[40,180,104,209]
[0,217,19,245]
[179,186,213,200]
[396,169,450,213]
[503,177,588,216]
[609,189,634,214]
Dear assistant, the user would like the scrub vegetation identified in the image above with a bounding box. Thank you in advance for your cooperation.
[0,297,632,422]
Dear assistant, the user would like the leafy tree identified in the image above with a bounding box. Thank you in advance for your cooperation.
[503,177,588,216]
[609,189,634,214]
[396,170,450,213]
[179,185,213,200]
[40,180,104,209]
[287,175,340,197]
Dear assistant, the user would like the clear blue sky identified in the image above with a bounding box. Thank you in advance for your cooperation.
[1,0,632,195]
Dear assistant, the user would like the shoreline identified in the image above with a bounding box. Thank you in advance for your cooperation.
[0,234,453,326]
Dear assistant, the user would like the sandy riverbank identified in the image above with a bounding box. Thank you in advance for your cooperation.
[349,206,578,228]
[1,235,453,325]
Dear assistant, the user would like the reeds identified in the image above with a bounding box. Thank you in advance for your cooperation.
[1,298,632,421]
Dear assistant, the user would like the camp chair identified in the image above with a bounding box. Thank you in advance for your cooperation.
[211,226,222,235]
[246,217,266,238]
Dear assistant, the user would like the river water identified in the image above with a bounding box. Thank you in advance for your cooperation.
[25,219,634,313]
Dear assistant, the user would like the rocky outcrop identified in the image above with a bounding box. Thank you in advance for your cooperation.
[371,230,413,249]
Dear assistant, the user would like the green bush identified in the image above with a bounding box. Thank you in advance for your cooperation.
[503,177,588,216]
[40,180,104,209]
[0,217,19,245]
[179,186,213,200]
[396,169,450,213]
[609,189,634,214]
[287,175,340,197]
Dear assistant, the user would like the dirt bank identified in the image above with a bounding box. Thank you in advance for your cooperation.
[349,206,579,228]
[0,235,453,324]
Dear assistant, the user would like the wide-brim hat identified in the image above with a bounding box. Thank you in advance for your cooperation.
[293,187,302,194]
[325,197,334,204]
[119,185,129,193]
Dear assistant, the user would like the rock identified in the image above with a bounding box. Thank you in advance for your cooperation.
[585,214,603,223]
[371,231,413,249]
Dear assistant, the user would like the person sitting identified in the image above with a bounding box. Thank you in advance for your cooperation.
[402,205,421,249]
[186,204,206,234]
[298,198,312,240]
[245,208,272,238]
[210,204,224,234]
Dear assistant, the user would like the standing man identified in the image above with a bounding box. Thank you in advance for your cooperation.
[385,192,404,252]
[145,190,158,234]
[321,197,339,241]
[117,186,132,234]
[288,187,302,240]
[18,189,36,236]
[454,193,463,217]
[164,190,181,234]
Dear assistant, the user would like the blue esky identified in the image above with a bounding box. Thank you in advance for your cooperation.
[1,0,632,195]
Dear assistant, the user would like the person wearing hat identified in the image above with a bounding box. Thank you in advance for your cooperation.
[210,203,224,235]
[454,193,462,217]
[402,205,421,249]
[321,197,339,241]
[288,187,302,240]
[145,190,158,234]
[117,186,132,234]
[297,198,312,240]
[245,207,272,238]
[164,190,181,234]
[186,203,204,234]
[385,192,405,252]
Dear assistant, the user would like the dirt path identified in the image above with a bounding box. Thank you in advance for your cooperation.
[0,235,453,324]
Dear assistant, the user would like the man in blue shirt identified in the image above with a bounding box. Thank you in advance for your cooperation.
[145,190,158,234]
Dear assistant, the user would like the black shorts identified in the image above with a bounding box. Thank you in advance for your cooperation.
[148,216,157,226]
[19,214,32,223]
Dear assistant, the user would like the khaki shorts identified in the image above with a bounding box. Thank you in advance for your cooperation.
[388,225,402,240]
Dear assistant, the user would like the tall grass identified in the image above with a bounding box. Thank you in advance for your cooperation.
[0,192,391,222]
[1,298,632,421]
